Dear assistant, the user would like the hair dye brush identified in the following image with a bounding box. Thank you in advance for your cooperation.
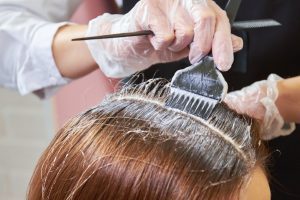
[165,0,241,120]
[165,0,280,120]
[165,56,227,119]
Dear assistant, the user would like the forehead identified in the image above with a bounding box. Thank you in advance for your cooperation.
[240,166,270,200]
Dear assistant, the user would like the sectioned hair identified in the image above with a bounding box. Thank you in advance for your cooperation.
[27,78,267,200]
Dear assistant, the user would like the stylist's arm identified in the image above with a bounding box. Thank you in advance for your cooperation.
[54,0,243,79]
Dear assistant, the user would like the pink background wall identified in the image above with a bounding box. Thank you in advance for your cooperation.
[53,0,119,128]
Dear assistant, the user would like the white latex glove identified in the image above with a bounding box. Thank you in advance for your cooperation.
[224,74,296,140]
[86,0,243,78]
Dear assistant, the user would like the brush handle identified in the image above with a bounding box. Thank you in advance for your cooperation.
[225,0,242,25]
[71,30,153,41]
[201,0,240,58]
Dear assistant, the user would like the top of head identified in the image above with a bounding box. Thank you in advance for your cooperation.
[28,78,266,200]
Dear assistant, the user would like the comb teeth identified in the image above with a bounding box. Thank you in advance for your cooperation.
[166,87,218,120]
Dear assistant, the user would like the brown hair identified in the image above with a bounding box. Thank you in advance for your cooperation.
[28,79,267,200]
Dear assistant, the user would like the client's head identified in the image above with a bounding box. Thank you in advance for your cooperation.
[28,79,270,200]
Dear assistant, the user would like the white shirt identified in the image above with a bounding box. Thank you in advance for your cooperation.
[0,0,81,98]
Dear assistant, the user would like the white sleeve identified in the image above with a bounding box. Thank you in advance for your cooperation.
[0,8,72,99]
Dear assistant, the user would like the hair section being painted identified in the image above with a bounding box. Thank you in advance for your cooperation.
[28,79,267,200]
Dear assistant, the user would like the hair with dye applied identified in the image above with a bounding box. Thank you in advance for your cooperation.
[27,79,268,200]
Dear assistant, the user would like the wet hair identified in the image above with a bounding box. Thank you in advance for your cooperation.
[27,79,267,200]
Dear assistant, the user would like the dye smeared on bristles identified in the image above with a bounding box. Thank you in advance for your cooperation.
[166,87,218,120]
[165,57,228,120]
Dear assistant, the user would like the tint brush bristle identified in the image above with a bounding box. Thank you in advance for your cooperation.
[166,87,218,120]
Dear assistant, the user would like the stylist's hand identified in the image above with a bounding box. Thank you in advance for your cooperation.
[224,74,296,140]
[86,0,243,78]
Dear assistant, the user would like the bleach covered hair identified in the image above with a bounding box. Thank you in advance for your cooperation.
[28,79,267,200]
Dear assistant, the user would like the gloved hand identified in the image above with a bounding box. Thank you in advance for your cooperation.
[224,74,296,140]
[86,0,243,78]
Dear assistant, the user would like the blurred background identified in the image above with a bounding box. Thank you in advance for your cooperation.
[0,0,120,199]
[0,88,55,200]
